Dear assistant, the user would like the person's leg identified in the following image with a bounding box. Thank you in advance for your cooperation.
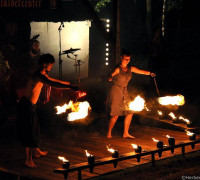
[107,115,118,138]
[34,148,48,158]
[123,114,135,138]
[25,147,36,168]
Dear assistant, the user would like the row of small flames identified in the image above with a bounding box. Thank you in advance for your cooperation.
[58,132,196,169]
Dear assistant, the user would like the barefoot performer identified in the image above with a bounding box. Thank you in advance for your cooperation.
[16,54,79,168]
[106,49,155,138]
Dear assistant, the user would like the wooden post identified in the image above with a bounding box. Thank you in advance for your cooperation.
[78,169,82,180]
[151,153,155,166]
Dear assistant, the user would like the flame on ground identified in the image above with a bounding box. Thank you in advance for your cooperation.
[157,110,163,116]
[131,144,138,149]
[58,156,68,162]
[55,100,91,121]
[169,112,177,119]
[145,106,151,112]
[179,116,190,124]
[166,135,171,138]
[106,145,115,153]
[129,95,145,111]
[158,94,185,106]
[186,130,194,136]
[85,150,91,157]
[152,138,159,142]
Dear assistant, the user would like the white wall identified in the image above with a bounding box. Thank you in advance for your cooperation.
[30,21,91,81]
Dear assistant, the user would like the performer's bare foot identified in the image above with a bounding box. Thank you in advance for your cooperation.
[123,134,135,139]
[25,160,36,168]
[107,134,112,139]
[34,148,48,158]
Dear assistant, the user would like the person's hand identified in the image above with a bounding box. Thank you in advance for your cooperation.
[150,72,156,77]
[70,82,79,91]
[108,76,113,82]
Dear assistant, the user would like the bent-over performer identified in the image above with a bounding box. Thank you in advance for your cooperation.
[16,54,79,168]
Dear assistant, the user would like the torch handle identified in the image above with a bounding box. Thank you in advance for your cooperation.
[153,77,160,97]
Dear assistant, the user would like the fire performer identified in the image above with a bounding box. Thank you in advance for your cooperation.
[106,49,155,138]
[16,54,79,168]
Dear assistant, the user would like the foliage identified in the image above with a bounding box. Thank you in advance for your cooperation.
[166,0,182,12]
[92,0,111,12]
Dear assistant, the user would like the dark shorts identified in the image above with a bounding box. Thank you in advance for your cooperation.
[16,97,40,148]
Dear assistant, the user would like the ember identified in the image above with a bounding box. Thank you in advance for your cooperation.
[129,95,145,111]
[131,144,142,153]
[58,156,70,169]
[158,94,185,106]
[55,100,91,121]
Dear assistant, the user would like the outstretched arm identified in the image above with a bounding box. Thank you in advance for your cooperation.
[36,73,79,91]
[131,66,156,77]
[108,67,120,81]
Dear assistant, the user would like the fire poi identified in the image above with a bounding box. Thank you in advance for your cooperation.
[55,100,91,121]
[129,95,145,111]
[158,94,185,106]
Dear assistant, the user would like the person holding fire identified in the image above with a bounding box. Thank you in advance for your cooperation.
[106,49,156,138]
[16,54,79,168]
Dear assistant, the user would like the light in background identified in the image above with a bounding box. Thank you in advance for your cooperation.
[105,19,110,66]
[31,21,91,81]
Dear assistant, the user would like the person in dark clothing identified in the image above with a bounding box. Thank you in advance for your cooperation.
[106,49,155,139]
[16,53,79,168]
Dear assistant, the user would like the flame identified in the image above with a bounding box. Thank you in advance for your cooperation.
[152,138,159,142]
[145,106,151,112]
[58,156,68,162]
[186,130,194,136]
[129,95,145,111]
[179,116,190,124]
[169,112,177,119]
[131,144,138,149]
[166,135,171,138]
[55,101,91,121]
[55,101,73,115]
[106,145,115,153]
[78,91,87,99]
[85,150,91,157]
[157,110,163,116]
[158,94,185,106]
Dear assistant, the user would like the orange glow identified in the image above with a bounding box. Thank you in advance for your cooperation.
[179,116,190,124]
[58,156,68,162]
[166,135,171,138]
[106,145,115,153]
[186,130,194,136]
[78,91,87,99]
[131,144,138,149]
[129,95,145,111]
[168,112,177,119]
[157,110,163,116]
[55,100,91,121]
[152,138,159,142]
[85,150,91,157]
[158,94,185,106]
